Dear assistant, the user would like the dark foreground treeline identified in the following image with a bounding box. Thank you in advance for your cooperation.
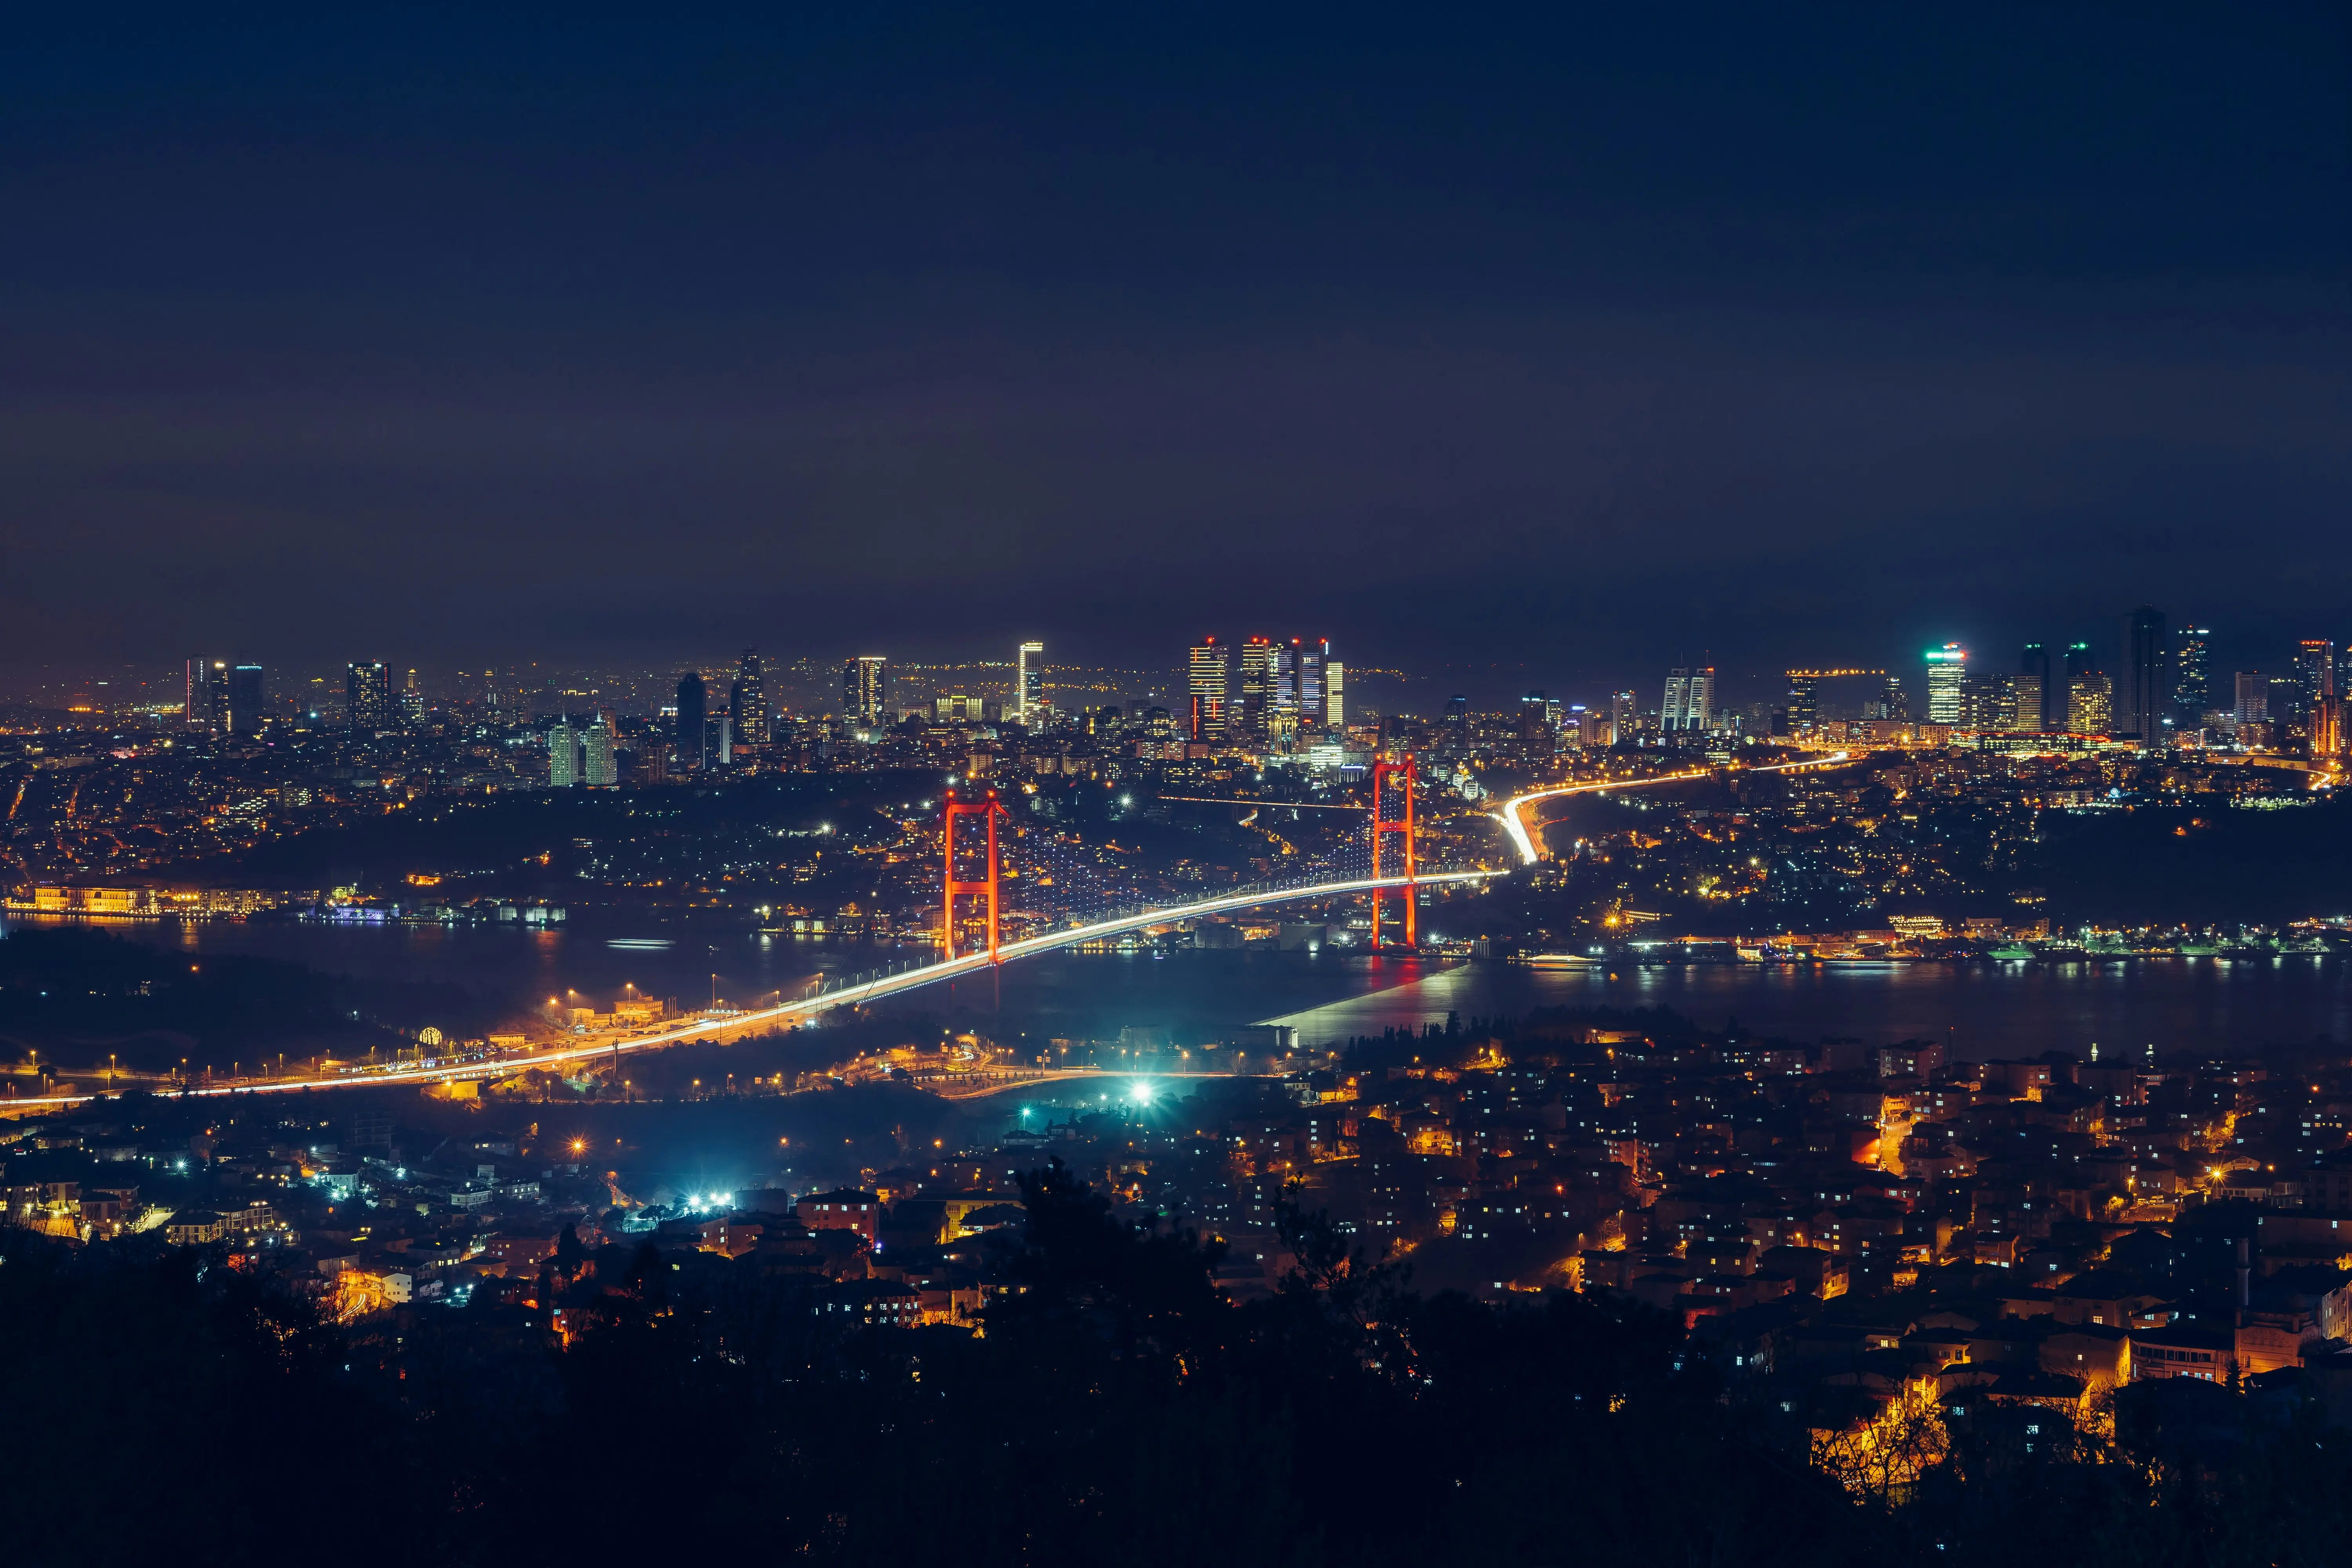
[2,1165,2345,1568]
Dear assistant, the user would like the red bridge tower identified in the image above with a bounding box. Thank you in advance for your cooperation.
[942,790,1009,962]
[1370,755,1419,949]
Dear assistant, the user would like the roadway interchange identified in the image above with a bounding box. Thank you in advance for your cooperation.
[1,869,1499,1111]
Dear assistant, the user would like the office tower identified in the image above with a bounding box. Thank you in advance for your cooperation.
[226,664,265,734]
[1784,671,1820,730]
[399,669,426,729]
[1880,674,1909,724]
[1609,691,1635,744]
[2234,671,2267,725]
[1294,639,1325,732]
[182,657,213,729]
[1663,666,1715,731]
[582,715,617,786]
[1187,637,1228,742]
[206,660,230,730]
[2293,640,2337,719]
[2067,668,2113,734]
[1924,644,1966,725]
[733,650,768,746]
[1963,670,2013,731]
[548,720,579,787]
[2116,605,2166,740]
[676,671,708,769]
[1267,640,1298,735]
[2172,627,2210,722]
[841,655,888,728]
[2018,644,2053,730]
[716,714,733,767]
[347,661,393,731]
[1324,659,1345,728]
[482,667,503,718]
[1236,636,1275,743]
[1446,694,1469,733]
[2313,697,2346,759]
[1013,641,1045,724]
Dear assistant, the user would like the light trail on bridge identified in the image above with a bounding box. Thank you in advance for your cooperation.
[1,869,1499,1111]
[1491,752,1853,866]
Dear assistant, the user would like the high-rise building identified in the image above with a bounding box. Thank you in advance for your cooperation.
[1784,671,1820,730]
[2312,697,2345,760]
[1963,670,2014,731]
[548,720,579,787]
[1324,659,1345,728]
[2293,640,2337,720]
[399,669,426,729]
[733,650,769,746]
[841,656,888,729]
[676,671,708,769]
[1014,641,1045,724]
[347,662,394,731]
[2068,669,2113,734]
[1608,691,1635,744]
[1880,674,1909,724]
[2172,627,2211,723]
[1188,638,1227,742]
[1294,639,1325,733]
[1924,645,1967,726]
[2234,671,2268,725]
[182,657,214,730]
[226,664,265,734]
[582,715,617,786]
[2018,644,2054,730]
[1237,636,1276,744]
[2117,605,2167,740]
[1663,666,1715,731]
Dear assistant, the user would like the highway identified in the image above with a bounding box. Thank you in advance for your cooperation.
[0,868,1499,1111]
[1491,752,1853,866]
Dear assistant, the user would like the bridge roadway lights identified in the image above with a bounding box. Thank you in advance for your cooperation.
[1492,752,1852,866]
[942,788,1009,963]
[0,871,1500,1111]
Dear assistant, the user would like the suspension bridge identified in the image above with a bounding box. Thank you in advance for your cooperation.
[7,757,1491,1108]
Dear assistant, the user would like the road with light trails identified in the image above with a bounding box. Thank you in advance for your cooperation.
[1492,752,1853,866]
[0,869,1500,1111]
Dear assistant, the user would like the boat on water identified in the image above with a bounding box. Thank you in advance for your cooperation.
[1988,944,2035,961]
[1516,952,1603,969]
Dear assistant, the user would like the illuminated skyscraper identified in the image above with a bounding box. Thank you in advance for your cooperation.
[2116,605,2166,740]
[548,720,580,786]
[582,715,617,786]
[2234,671,2268,725]
[676,671,708,769]
[347,661,394,731]
[1924,645,1966,725]
[1784,671,1819,730]
[1663,666,1715,731]
[182,658,214,730]
[841,656,888,729]
[1323,659,1345,727]
[1014,641,1045,724]
[2172,626,2210,723]
[2017,644,2053,730]
[1294,639,1325,732]
[1237,636,1275,744]
[2293,640,2337,720]
[1188,637,1227,742]
[733,650,769,746]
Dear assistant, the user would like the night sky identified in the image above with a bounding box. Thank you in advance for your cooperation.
[2,7,2345,695]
